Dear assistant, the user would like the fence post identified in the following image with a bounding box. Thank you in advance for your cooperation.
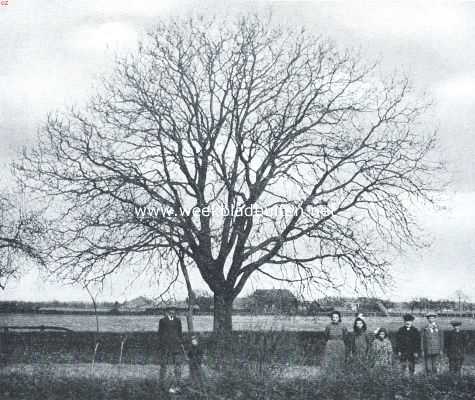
[0,328,5,365]
[118,335,127,374]
[91,341,100,373]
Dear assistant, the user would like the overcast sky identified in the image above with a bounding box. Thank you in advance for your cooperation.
[1,1,475,303]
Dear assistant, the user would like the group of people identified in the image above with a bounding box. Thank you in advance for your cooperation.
[323,310,466,376]
[157,307,468,394]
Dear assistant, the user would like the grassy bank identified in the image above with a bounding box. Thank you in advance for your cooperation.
[1,366,475,400]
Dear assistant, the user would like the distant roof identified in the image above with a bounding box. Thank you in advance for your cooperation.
[233,297,252,309]
[119,296,154,311]
[155,300,188,309]
[252,289,297,299]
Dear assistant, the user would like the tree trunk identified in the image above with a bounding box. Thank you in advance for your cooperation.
[180,263,195,333]
[177,251,195,333]
[186,302,195,333]
[213,292,234,365]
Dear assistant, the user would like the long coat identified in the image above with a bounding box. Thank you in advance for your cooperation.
[446,330,465,360]
[158,316,183,353]
[396,326,421,355]
[348,331,371,361]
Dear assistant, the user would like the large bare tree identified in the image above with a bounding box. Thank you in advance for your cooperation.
[15,16,442,341]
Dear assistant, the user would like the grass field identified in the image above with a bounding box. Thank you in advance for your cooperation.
[2,361,475,399]
[3,324,475,399]
[2,313,475,332]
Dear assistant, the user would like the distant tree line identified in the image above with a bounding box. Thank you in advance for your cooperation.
[407,297,472,313]
[2,293,471,316]
[190,292,473,315]
[0,300,118,313]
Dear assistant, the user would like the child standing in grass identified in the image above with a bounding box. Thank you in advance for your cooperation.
[187,335,205,392]
[371,328,393,369]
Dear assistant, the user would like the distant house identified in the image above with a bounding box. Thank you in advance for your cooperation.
[146,300,200,314]
[332,306,348,313]
[194,294,214,312]
[299,300,325,315]
[328,301,358,314]
[248,289,299,314]
[344,301,359,312]
[108,301,120,314]
[119,296,154,313]
[233,297,252,312]
[314,297,389,315]
[390,302,410,312]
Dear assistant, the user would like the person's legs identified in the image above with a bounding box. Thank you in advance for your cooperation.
[424,356,430,375]
[401,354,415,375]
[197,365,205,382]
[408,355,415,375]
[432,354,440,374]
[449,358,456,373]
[455,358,463,375]
[400,355,408,375]
[196,365,205,393]
[189,363,197,383]
[172,352,182,386]
[189,363,204,388]
[425,355,436,375]
[159,351,170,386]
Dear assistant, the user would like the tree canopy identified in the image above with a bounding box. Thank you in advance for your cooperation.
[15,15,443,336]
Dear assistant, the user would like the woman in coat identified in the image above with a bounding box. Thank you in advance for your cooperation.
[349,317,371,367]
[323,311,348,374]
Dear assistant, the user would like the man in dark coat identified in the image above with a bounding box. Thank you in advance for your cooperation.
[446,321,465,375]
[158,306,183,392]
[396,314,421,375]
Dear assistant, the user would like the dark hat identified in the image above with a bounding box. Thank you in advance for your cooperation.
[450,321,462,327]
[403,314,415,321]
[425,312,437,318]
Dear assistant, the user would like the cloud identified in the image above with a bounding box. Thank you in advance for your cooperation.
[333,3,466,39]
[434,75,475,101]
[77,0,176,18]
[390,191,475,300]
[68,21,140,53]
